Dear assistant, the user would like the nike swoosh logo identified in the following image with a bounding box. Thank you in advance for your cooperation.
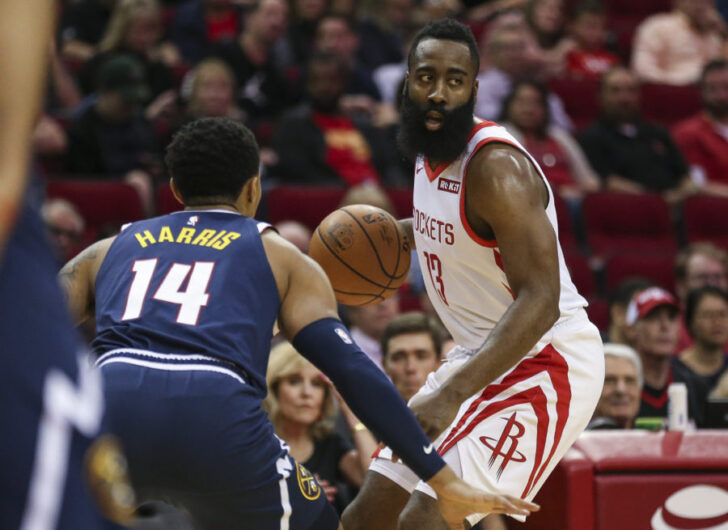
[416,167,423,174]
[423,443,434,454]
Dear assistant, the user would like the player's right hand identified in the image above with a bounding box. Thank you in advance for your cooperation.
[426,466,539,529]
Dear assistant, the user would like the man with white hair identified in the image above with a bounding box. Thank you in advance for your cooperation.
[588,343,643,429]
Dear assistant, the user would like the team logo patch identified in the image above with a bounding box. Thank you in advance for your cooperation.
[437,178,460,194]
[296,463,322,500]
[335,327,353,344]
[84,434,136,525]
[479,412,527,480]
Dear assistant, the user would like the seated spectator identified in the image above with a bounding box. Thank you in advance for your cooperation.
[605,278,654,345]
[66,55,160,214]
[578,67,694,204]
[271,53,400,186]
[675,243,728,350]
[524,0,573,77]
[626,287,707,426]
[631,0,728,86]
[286,0,328,71]
[672,60,728,197]
[170,0,243,64]
[345,294,400,370]
[265,342,377,514]
[500,81,600,200]
[58,0,116,62]
[33,115,68,158]
[475,25,573,130]
[676,286,728,391]
[182,58,245,121]
[79,0,179,102]
[40,198,85,266]
[588,343,643,429]
[355,0,412,72]
[211,0,291,123]
[563,0,620,80]
[380,311,444,403]
[274,220,312,254]
[313,12,381,105]
[339,184,395,214]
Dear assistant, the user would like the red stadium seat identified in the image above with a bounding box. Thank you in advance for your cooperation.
[548,78,601,131]
[553,194,578,254]
[565,253,597,298]
[387,187,414,220]
[45,179,145,246]
[604,0,671,16]
[265,186,347,231]
[605,253,676,293]
[585,297,609,334]
[582,192,677,257]
[641,84,701,128]
[156,182,183,215]
[683,195,728,251]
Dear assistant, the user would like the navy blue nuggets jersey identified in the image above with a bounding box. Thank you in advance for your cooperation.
[93,210,280,394]
[0,182,125,530]
[93,209,337,529]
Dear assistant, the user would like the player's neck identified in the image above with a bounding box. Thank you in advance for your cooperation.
[184,204,239,213]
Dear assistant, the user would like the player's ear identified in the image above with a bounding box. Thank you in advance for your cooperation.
[473,78,479,106]
[169,178,184,205]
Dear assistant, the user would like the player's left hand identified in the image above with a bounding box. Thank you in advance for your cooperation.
[409,388,461,441]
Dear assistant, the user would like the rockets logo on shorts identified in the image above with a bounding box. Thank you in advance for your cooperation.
[295,463,322,501]
[479,412,527,480]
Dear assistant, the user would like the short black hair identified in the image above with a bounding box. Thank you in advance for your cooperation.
[165,118,259,206]
[407,18,480,74]
[685,286,728,337]
[571,0,605,19]
[700,59,728,87]
[499,81,552,137]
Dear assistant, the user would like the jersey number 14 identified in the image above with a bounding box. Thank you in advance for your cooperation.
[121,259,215,326]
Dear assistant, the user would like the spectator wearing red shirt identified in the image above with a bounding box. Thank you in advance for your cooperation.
[271,53,402,186]
[564,0,620,80]
[170,0,244,64]
[500,81,600,200]
[672,60,728,197]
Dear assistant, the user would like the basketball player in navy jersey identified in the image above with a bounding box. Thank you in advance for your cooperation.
[343,19,604,530]
[58,117,538,529]
[0,1,133,528]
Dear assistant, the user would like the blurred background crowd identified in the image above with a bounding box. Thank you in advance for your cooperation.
[36,0,728,527]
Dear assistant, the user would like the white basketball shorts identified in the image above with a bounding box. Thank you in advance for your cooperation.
[370,309,604,524]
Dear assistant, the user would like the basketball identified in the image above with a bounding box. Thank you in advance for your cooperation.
[309,205,411,306]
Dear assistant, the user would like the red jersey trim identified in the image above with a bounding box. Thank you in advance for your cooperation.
[467,118,499,141]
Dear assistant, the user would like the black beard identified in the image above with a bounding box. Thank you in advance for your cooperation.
[397,90,475,163]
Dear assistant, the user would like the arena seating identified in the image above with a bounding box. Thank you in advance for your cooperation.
[683,195,728,251]
[605,253,676,293]
[45,179,145,247]
[582,192,677,257]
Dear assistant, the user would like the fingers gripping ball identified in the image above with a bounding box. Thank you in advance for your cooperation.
[309,205,411,306]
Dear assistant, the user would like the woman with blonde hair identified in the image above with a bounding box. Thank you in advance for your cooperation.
[265,341,377,513]
[79,0,179,121]
[184,58,245,120]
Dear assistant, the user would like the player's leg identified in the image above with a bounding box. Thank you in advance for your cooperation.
[340,470,412,530]
[398,491,449,530]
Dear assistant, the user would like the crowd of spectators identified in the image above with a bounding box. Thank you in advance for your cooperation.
[38,0,728,524]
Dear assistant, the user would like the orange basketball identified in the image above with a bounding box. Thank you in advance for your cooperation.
[309,204,411,306]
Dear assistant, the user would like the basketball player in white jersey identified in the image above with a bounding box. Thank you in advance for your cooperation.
[342,19,604,530]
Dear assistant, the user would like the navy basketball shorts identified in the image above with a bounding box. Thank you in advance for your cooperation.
[97,349,338,530]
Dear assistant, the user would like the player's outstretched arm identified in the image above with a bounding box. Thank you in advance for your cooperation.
[58,238,115,324]
[0,0,54,260]
[410,143,562,440]
[262,232,539,523]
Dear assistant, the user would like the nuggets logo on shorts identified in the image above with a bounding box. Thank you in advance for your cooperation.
[84,434,137,525]
[295,463,322,501]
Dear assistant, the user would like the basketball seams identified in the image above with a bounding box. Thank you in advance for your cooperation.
[340,208,407,281]
[314,226,393,290]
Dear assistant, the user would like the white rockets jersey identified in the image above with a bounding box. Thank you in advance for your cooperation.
[412,119,587,350]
